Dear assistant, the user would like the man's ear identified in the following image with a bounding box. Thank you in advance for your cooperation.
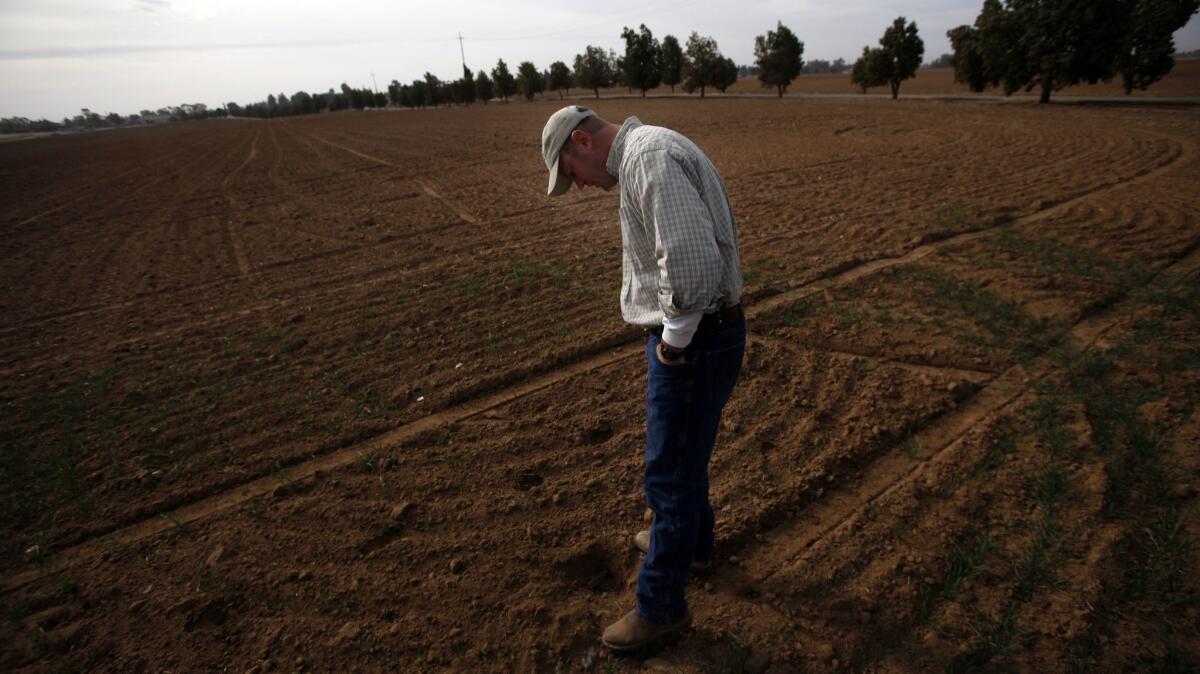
[570,129,590,148]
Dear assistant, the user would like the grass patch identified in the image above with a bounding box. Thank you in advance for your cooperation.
[1012,518,1060,599]
[1048,274,1196,670]
[1122,506,1193,603]
[452,273,489,298]
[509,257,570,287]
[742,257,790,290]
[1031,391,1071,457]
[712,635,753,674]
[1030,466,1069,511]
[1010,466,1069,599]
[969,434,1015,479]
[0,367,125,557]
[923,201,973,237]
[917,535,993,624]
[990,229,1150,289]
[356,451,376,473]
[773,295,817,328]
[948,608,1022,674]
[895,265,1060,364]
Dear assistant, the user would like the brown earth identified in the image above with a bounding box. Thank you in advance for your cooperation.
[1,96,1197,673]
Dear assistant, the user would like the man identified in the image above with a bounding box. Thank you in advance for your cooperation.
[541,106,746,651]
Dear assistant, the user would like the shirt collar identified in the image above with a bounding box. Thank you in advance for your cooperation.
[606,116,642,179]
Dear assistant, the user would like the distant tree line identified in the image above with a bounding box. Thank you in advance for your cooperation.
[1,104,225,135]
[926,53,955,68]
[946,0,1199,102]
[206,21,806,119]
[803,59,851,74]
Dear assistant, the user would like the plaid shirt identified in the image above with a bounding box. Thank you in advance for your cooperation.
[606,117,743,329]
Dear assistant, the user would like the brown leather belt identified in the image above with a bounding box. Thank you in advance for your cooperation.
[702,303,744,328]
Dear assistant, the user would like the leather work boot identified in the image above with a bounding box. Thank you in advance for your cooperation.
[632,530,713,575]
[601,609,693,651]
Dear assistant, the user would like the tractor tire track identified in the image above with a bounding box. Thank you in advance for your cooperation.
[223,128,260,278]
[283,122,480,226]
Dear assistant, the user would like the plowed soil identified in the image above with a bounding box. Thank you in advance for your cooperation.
[1,97,1197,673]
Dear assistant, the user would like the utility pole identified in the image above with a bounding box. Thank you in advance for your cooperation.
[458,32,466,70]
[371,72,378,94]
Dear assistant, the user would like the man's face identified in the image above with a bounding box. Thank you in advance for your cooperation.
[558,130,617,192]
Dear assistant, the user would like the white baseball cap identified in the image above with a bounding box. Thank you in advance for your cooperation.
[542,105,597,197]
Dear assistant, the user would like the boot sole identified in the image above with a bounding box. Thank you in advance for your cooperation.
[601,612,693,652]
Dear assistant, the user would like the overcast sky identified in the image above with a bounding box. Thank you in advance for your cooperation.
[2,0,1198,120]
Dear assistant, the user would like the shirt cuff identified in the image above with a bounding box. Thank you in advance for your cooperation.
[661,311,704,349]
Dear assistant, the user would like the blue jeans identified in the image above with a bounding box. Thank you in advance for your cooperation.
[636,310,746,623]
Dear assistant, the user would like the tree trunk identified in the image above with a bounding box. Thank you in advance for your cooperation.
[641,89,646,98]
[670,84,674,93]
[777,84,784,98]
[1039,79,1052,104]
[700,85,706,98]
[891,80,899,99]
[593,88,599,99]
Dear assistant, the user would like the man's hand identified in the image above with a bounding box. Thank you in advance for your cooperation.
[656,340,687,366]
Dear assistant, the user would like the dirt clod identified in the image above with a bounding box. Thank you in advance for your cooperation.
[389,502,415,520]
[515,471,543,490]
[206,545,227,567]
[45,623,87,653]
[331,621,360,645]
[1169,483,1196,500]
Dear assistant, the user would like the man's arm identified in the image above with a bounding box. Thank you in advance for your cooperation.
[661,311,703,349]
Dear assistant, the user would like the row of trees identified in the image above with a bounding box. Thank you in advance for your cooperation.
[947,0,1198,102]
[235,22,791,119]
[1,104,224,134]
[570,28,742,98]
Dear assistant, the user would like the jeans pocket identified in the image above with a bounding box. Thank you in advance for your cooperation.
[648,336,695,382]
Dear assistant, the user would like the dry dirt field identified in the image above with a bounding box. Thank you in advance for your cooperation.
[1,96,1198,673]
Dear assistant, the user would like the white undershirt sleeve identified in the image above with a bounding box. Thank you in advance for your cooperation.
[661,310,704,349]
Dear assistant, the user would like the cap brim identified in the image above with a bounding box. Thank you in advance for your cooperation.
[547,156,570,197]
